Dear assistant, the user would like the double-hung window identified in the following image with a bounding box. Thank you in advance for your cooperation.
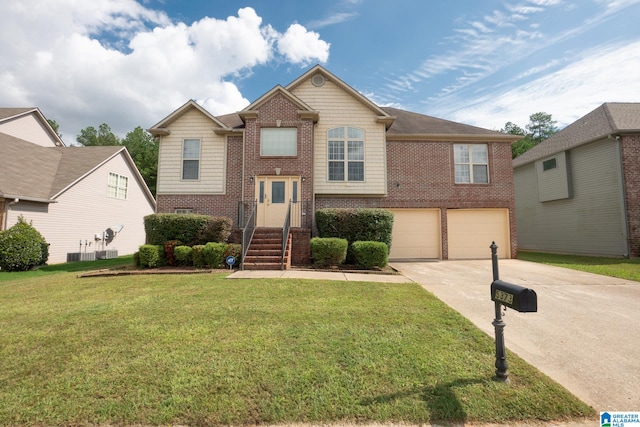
[107,172,128,199]
[182,139,200,180]
[261,128,297,156]
[454,144,489,183]
[328,127,364,181]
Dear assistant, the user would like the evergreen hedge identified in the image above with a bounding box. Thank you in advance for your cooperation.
[0,216,49,271]
[310,237,348,267]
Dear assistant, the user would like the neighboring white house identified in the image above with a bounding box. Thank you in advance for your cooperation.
[0,108,156,264]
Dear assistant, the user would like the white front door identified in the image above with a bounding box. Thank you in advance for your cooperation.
[256,176,301,227]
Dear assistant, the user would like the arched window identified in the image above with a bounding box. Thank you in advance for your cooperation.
[327,127,364,181]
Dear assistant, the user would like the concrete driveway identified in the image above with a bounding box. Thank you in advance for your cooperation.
[390,259,640,413]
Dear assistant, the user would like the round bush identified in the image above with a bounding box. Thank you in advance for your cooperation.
[0,216,48,271]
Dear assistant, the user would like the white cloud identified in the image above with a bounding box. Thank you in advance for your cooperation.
[0,2,330,143]
[444,40,640,130]
[277,24,331,65]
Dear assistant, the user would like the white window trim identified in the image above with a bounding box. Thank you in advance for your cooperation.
[327,126,365,182]
[260,128,298,157]
[182,138,201,181]
[454,144,489,184]
[107,172,128,200]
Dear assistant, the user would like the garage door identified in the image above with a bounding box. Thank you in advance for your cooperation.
[389,209,441,260]
[447,208,510,259]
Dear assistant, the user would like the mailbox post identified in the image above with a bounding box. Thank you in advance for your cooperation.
[489,242,537,382]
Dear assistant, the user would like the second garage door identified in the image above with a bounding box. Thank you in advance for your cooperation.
[389,209,441,260]
[447,208,510,259]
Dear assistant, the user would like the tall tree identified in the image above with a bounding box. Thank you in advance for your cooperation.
[502,112,558,158]
[121,126,159,195]
[526,112,558,143]
[76,123,120,146]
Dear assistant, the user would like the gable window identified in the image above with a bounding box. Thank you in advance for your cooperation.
[107,172,128,199]
[542,158,557,171]
[182,139,200,180]
[454,144,489,184]
[261,128,297,156]
[328,127,365,181]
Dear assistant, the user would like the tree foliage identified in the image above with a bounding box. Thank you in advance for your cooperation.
[76,123,120,146]
[47,119,62,139]
[121,126,159,195]
[501,112,558,158]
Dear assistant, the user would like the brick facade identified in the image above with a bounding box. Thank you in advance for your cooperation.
[153,68,519,262]
[316,139,518,259]
[621,135,640,257]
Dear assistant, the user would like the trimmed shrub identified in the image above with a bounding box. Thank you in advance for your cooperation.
[203,242,226,268]
[192,245,207,269]
[163,240,181,266]
[144,213,211,246]
[174,245,193,266]
[224,243,242,267]
[0,216,48,271]
[310,237,348,267]
[138,244,162,268]
[193,217,233,245]
[315,208,393,262]
[352,241,389,269]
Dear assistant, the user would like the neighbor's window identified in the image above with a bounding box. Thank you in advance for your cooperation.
[182,139,201,180]
[107,172,128,199]
[175,208,193,214]
[542,158,557,171]
[454,144,489,183]
[261,128,297,156]
[328,127,364,181]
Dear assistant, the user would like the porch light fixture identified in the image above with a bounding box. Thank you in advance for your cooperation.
[249,176,254,183]
[301,176,306,182]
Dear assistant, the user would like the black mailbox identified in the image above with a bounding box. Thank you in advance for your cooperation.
[491,280,537,313]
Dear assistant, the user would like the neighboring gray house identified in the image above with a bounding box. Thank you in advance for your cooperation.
[513,103,640,257]
[0,108,156,264]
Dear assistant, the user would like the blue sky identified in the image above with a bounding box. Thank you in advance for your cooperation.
[2,0,640,143]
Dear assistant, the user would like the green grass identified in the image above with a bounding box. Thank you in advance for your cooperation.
[0,267,594,426]
[0,255,134,283]
[518,251,640,282]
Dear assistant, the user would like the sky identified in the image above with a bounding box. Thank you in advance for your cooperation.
[2,0,640,145]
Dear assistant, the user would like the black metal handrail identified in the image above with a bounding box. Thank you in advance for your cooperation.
[241,201,257,270]
[281,201,292,270]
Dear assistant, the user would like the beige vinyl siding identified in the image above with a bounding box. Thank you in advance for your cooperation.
[156,108,227,195]
[0,112,59,147]
[291,79,387,195]
[515,138,628,256]
[6,154,154,264]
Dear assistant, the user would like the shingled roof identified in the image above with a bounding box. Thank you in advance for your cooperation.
[513,103,640,167]
[0,133,123,201]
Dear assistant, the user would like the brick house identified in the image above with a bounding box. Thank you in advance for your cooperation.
[514,103,640,257]
[150,65,519,267]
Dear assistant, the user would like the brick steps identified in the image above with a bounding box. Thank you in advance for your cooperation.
[243,228,291,270]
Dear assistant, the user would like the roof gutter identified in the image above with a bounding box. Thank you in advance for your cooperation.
[387,133,520,142]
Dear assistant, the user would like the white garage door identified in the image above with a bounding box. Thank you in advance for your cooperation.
[447,208,510,259]
[389,209,441,260]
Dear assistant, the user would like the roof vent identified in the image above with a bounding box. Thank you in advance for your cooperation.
[312,74,325,87]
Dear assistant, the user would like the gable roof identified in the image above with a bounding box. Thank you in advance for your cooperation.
[240,85,318,120]
[148,99,231,136]
[513,103,640,167]
[286,65,393,128]
[0,132,156,207]
[0,107,65,147]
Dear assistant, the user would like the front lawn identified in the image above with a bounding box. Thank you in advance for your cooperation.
[518,251,640,282]
[0,269,594,426]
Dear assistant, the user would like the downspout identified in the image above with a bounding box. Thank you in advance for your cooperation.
[241,131,246,226]
[613,134,631,257]
[3,198,19,230]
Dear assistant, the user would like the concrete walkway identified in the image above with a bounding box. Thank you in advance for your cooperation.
[228,268,413,283]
